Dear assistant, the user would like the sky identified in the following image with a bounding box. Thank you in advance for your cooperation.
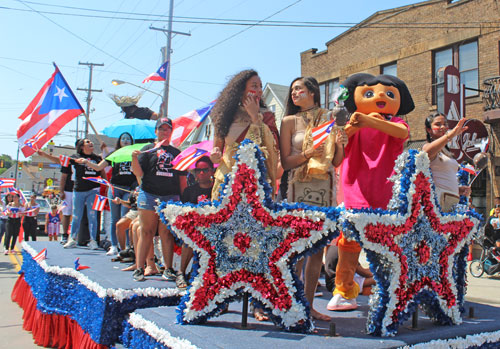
[0,0,419,160]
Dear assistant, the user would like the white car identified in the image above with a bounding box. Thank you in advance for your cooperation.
[35,197,51,233]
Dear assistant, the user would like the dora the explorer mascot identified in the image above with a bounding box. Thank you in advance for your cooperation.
[327,73,415,311]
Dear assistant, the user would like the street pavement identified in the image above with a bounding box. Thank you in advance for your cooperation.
[0,238,499,348]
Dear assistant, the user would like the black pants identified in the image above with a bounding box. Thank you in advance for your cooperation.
[23,217,37,241]
[5,218,21,250]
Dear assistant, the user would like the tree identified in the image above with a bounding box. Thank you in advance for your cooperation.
[0,154,14,175]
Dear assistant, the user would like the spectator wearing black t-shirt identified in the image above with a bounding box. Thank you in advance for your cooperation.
[76,132,138,256]
[175,156,214,289]
[131,117,187,281]
[63,138,105,250]
[37,148,75,242]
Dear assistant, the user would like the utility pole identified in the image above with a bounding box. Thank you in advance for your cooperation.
[77,62,103,138]
[150,0,190,117]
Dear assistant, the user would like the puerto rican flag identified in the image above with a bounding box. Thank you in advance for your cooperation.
[171,101,216,147]
[57,201,68,214]
[17,64,84,157]
[92,195,108,212]
[24,129,46,150]
[33,248,47,262]
[143,61,168,83]
[59,154,71,167]
[463,164,478,176]
[24,205,39,217]
[0,178,16,188]
[312,120,335,149]
[141,138,169,153]
[172,149,208,171]
[74,257,90,271]
[83,177,115,196]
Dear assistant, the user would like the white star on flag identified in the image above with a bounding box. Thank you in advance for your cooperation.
[54,86,68,102]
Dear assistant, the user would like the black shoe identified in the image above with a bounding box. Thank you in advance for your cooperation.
[133,268,145,282]
[162,267,176,281]
[120,248,134,259]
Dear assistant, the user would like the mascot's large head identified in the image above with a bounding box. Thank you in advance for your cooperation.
[343,73,415,116]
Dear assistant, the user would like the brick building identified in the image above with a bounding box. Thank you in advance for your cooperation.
[301,0,500,214]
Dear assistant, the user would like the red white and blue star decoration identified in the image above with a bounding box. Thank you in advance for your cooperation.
[342,150,482,336]
[158,140,340,332]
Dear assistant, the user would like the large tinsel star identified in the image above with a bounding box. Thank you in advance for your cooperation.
[158,140,339,332]
[342,150,482,336]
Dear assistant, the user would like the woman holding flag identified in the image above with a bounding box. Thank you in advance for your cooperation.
[4,193,24,254]
[63,138,105,250]
[279,76,347,322]
[23,194,40,241]
[76,132,137,256]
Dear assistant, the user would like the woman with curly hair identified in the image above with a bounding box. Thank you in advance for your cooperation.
[210,69,279,200]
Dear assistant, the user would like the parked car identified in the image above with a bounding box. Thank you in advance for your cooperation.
[35,197,51,234]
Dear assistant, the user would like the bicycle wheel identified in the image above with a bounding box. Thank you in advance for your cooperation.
[469,259,484,278]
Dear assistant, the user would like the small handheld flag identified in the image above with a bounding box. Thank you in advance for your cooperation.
[24,129,46,150]
[33,248,47,262]
[312,120,336,149]
[57,201,68,214]
[173,149,208,171]
[83,177,114,196]
[74,257,90,271]
[143,61,168,83]
[0,178,16,189]
[59,154,71,167]
[141,138,169,153]
[92,195,108,212]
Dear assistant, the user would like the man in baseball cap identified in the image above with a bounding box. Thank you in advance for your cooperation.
[156,117,173,129]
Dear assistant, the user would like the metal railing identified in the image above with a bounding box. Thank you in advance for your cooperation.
[483,76,500,111]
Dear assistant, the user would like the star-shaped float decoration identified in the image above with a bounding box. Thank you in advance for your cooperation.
[158,140,340,333]
[342,150,482,337]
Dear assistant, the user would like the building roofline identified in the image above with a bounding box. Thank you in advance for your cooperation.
[302,0,442,56]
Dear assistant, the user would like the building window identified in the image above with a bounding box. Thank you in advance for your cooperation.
[381,62,397,77]
[319,79,340,109]
[269,104,276,113]
[433,40,478,112]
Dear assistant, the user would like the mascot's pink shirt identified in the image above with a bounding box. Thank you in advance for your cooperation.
[341,116,409,209]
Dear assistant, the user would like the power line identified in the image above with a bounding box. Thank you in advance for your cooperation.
[174,0,303,66]
[3,4,500,28]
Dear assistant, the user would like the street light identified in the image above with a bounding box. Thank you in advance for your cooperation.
[111,79,163,99]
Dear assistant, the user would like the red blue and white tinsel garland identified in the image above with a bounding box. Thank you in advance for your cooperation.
[157,139,341,333]
[341,149,483,336]
[15,242,182,347]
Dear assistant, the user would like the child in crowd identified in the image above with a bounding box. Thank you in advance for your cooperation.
[45,205,61,241]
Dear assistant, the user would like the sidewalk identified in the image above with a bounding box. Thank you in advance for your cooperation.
[0,241,39,348]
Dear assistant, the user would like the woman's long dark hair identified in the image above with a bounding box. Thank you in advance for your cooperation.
[284,77,321,116]
[211,69,265,140]
[425,112,446,142]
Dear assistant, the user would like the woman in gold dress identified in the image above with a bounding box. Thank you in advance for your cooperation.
[210,69,278,200]
[280,76,347,321]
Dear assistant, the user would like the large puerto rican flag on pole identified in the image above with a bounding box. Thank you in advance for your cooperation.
[171,101,216,147]
[143,61,168,83]
[17,63,84,157]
